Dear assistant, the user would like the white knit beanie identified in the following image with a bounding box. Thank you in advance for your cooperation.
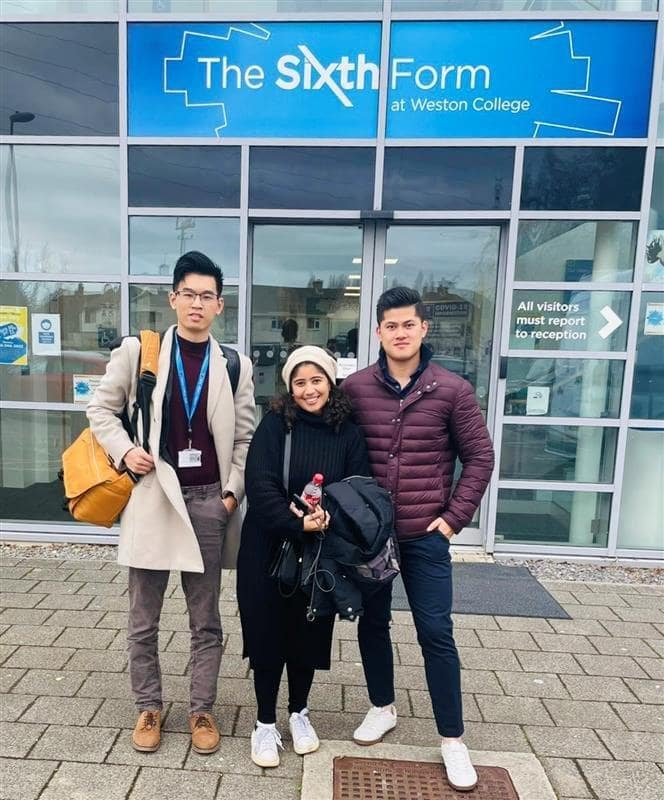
[281,346,338,389]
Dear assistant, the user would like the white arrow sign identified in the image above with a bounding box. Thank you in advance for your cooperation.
[598,305,623,339]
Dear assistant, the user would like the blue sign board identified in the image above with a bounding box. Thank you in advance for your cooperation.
[388,20,656,138]
[128,20,656,139]
[128,22,381,138]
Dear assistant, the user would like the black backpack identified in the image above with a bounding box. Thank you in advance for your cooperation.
[322,476,400,586]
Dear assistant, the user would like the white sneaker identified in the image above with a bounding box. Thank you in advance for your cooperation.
[352,705,397,745]
[441,740,478,792]
[251,722,283,768]
[289,708,320,755]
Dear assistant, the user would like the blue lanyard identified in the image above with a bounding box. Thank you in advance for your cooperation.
[174,336,210,447]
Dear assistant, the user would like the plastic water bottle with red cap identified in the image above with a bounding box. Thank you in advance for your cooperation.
[302,473,324,508]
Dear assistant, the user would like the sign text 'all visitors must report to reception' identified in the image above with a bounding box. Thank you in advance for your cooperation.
[127,20,656,139]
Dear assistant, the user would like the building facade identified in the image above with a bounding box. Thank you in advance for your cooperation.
[1,0,663,561]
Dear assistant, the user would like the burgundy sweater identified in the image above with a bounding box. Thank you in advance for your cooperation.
[168,335,219,486]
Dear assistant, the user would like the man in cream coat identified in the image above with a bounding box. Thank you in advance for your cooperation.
[87,251,255,755]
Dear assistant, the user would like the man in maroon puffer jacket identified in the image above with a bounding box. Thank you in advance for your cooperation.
[342,287,494,792]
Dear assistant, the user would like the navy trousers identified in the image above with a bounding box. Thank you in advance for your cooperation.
[357,532,463,738]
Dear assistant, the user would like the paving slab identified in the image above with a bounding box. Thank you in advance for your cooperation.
[523,726,611,759]
[574,653,648,678]
[0,693,35,722]
[0,626,64,647]
[578,758,664,800]
[0,593,46,609]
[495,671,571,699]
[460,669,505,695]
[52,627,117,649]
[559,674,638,702]
[106,729,191,769]
[29,723,118,762]
[476,695,554,725]
[622,677,664,704]
[514,651,584,675]
[596,729,664,761]
[4,645,75,670]
[0,721,46,757]
[613,702,664,732]
[542,699,626,730]
[476,629,539,650]
[35,594,92,610]
[637,656,664,680]
[0,667,27,692]
[128,765,218,800]
[20,695,102,726]
[0,757,58,800]
[300,741,556,800]
[216,773,299,800]
[39,762,139,800]
[12,668,87,697]
[540,757,592,799]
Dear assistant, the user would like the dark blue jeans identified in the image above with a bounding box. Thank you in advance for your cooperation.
[357,532,463,738]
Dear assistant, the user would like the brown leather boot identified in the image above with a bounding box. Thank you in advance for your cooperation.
[189,712,220,754]
[132,709,161,752]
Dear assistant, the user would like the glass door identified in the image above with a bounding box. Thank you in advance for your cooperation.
[370,223,503,546]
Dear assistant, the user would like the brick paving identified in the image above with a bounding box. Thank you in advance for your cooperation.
[0,555,662,800]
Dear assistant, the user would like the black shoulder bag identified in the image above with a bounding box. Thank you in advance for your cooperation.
[268,431,304,596]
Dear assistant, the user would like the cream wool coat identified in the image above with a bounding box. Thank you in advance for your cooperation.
[86,326,256,573]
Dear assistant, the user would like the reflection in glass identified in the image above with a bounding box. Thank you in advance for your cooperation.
[129,0,381,9]
[128,146,241,208]
[3,1,118,10]
[0,409,88,524]
[496,489,610,547]
[383,148,513,211]
[500,424,617,482]
[384,225,500,412]
[504,358,623,419]
[0,146,120,274]
[251,225,363,408]
[130,285,239,344]
[617,429,664,551]
[630,292,664,420]
[521,148,645,212]
[0,23,118,136]
[129,217,240,278]
[509,290,631,352]
[516,221,637,283]
[645,149,664,282]
[392,0,655,7]
[0,281,118,404]
[249,148,375,210]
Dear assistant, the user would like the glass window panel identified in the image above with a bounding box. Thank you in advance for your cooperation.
[500,424,617,483]
[0,146,120,275]
[0,281,119,403]
[1,409,89,524]
[504,358,624,419]
[659,69,664,138]
[496,488,611,548]
[0,24,118,136]
[392,1,655,8]
[129,0,381,9]
[521,148,645,212]
[516,221,637,283]
[383,148,513,211]
[645,149,664,282]
[630,291,664,420]
[617,429,664,551]
[250,225,363,408]
[2,1,118,10]
[130,284,238,344]
[509,290,631,352]
[249,148,375,210]
[384,225,501,412]
[129,217,240,278]
[128,146,241,208]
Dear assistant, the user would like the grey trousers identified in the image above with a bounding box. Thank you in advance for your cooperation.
[127,482,228,713]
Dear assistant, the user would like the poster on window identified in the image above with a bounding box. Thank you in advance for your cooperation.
[32,313,62,356]
[644,303,664,336]
[0,306,28,366]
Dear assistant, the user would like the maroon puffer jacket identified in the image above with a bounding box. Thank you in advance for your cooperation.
[342,362,494,540]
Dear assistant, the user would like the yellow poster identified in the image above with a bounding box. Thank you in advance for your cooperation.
[0,306,29,366]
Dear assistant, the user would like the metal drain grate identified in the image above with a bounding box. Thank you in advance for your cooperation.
[333,756,520,800]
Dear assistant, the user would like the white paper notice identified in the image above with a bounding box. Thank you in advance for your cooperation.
[644,302,664,335]
[337,357,358,380]
[31,314,61,356]
[73,374,102,404]
[526,386,550,416]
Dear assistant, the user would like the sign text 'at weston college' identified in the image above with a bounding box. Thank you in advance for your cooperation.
[128,20,656,139]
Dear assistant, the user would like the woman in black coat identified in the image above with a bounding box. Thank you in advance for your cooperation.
[236,346,370,768]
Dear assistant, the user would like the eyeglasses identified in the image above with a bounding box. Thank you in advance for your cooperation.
[173,289,220,304]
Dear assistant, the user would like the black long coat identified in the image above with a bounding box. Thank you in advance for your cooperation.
[236,408,370,670]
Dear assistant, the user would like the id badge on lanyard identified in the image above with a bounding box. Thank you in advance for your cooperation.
[175,337,209,469]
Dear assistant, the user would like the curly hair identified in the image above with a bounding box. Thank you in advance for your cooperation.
[270,368,353,432]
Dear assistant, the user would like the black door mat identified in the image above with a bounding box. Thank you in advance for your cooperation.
[391,563,571,619]
[334,756,520,799]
